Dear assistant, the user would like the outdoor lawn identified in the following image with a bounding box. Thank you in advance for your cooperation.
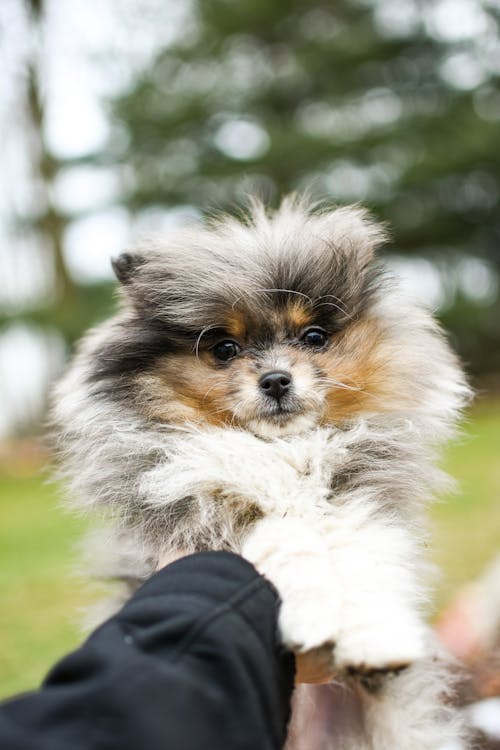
[1,402,499,699]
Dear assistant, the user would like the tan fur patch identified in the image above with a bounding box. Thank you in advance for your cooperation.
[136,354,233,426]
[225,310,247,340]
[285,302,312,331]
[228,498,264,529]
[318,318,412,424]
[136,352,260,427]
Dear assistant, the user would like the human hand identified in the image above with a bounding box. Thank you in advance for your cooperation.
[294,644,336,684]
[157,550,336,685]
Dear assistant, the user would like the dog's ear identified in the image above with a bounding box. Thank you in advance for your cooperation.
[111,249,175,318]
[111,252,144,285]
[321,206,389,267]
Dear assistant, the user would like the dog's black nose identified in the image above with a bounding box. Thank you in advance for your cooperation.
[259,371,292,400]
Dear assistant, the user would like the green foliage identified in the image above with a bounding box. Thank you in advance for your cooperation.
[432,400,500,604]
[111,0,500,374]
[0,282,117,348]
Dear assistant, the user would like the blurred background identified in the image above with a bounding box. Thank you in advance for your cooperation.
[0,0,499,734]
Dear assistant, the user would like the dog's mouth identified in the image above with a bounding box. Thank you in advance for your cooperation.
[227,386,323,436]
[259,398,304,421]
[245,398,319,437]
[247,410,318,438]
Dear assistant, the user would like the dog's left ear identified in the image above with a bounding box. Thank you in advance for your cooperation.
[111,252,144,285]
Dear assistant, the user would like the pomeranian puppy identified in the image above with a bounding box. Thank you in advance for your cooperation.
[53,197,470,749]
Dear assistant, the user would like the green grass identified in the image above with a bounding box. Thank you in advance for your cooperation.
[0,473,95,698]
[431,401,500,603]
[0,403,499,699]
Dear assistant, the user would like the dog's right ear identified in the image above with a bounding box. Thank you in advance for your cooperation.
[111,252,144,285]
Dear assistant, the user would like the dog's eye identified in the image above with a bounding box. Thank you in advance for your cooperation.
[213,340,241,362]
[301,327,328,348]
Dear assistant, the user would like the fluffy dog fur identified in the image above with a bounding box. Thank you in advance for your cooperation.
[53,197,471,749]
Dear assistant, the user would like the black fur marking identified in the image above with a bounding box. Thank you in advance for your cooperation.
[329,441,399,495]
[87,319,195,386]
[111,252,145,284]
[264,257,383,330]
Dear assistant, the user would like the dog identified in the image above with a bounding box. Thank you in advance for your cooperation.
[53,197,471,749]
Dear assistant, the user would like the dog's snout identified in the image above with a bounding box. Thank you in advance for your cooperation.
[258,371,292,400]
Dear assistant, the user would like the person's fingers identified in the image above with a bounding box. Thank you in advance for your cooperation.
[294,643,336,684]
[435,586,483,660]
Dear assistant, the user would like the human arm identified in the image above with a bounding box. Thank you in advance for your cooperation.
[0,552,294,750]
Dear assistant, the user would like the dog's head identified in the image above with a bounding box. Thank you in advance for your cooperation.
[86,198,458,437]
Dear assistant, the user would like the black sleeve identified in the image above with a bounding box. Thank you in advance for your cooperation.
[0,551,295,750]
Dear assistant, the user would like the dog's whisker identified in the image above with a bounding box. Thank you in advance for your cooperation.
[229,394,261,427]
[194,328,211,360]
[257,288,314,306]
[231,287,314,310]
[202,394,253,423]
[316,293,349,310]
[201,381,221,403]
[314,301,355,320]
[194,324,221,359]
[316,377,362,392]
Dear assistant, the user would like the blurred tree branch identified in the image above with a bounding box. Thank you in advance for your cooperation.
[106,0,500,376]
[1,1,116,347]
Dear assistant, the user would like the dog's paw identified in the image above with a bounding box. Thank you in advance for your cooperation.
[278,592,340,653]
[335,615,426,675]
